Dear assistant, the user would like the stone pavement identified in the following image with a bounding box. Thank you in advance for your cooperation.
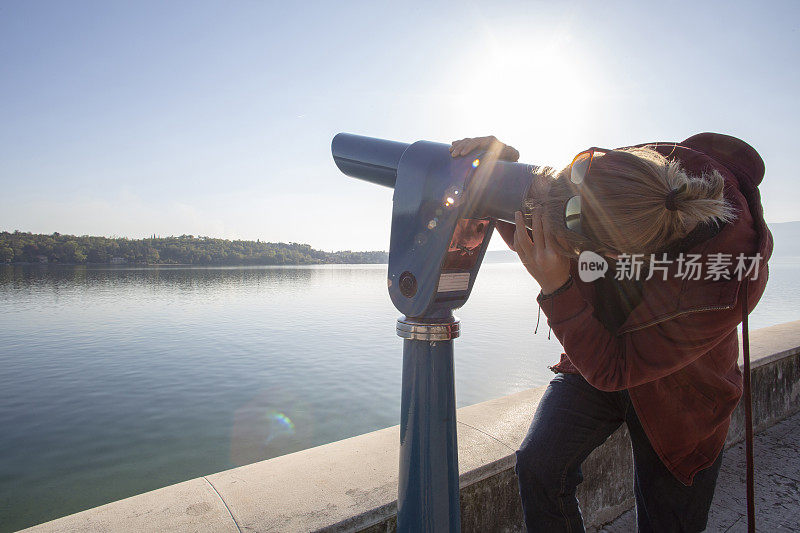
[599,411,800,532]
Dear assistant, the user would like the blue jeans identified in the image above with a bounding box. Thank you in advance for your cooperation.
[515,373,723,532]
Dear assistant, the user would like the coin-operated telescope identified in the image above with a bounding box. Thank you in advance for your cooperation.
[331,133,535,532]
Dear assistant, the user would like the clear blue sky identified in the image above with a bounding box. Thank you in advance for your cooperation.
[1,0,797,251]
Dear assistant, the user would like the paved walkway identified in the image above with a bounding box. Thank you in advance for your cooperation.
[599,412,800,532]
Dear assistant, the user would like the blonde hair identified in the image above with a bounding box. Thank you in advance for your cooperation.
[531,146,736,257]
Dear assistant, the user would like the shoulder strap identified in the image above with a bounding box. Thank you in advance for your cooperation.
[742,277,755,532]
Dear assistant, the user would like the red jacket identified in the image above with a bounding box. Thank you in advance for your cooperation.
[497,133,773,485]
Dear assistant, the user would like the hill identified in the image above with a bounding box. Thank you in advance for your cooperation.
[0,231,387,266]
[767,221,800,258]
[2,221,795,267]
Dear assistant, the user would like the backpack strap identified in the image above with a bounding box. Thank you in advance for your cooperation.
[742,277,755,532]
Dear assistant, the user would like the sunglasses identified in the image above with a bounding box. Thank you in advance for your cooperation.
[564,147,612,248]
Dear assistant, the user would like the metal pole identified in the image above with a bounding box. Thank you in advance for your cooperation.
[396,315,461,532]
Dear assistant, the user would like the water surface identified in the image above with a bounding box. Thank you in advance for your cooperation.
[1,261,798,531]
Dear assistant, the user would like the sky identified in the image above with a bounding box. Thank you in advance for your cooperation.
[1,0,798,251]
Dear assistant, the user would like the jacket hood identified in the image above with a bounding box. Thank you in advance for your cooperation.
[611,133,773,334]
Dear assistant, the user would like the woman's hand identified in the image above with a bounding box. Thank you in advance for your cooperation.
[513,211,571,295]
[450,135,520,162]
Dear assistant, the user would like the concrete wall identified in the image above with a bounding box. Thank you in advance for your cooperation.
[23,320,800,533]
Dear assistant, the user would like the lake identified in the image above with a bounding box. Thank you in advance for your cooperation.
[1,260,799,531]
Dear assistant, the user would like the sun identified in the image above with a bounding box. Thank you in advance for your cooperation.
[443,35,601,169]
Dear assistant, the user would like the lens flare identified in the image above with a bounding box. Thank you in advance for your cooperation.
[263,410,295,446]
[230,390,312,467]
[472,159,480,168]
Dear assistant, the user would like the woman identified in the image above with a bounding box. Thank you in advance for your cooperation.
[450,133,772,532]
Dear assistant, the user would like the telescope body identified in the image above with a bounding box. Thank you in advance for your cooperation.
[332,133,535,318]
[332,133,537,532]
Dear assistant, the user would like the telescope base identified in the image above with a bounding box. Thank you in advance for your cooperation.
[397,315,461,532]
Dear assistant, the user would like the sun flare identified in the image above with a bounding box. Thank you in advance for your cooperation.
[447,36,601,168]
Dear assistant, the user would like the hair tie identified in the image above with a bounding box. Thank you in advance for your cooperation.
[665,183,687,211]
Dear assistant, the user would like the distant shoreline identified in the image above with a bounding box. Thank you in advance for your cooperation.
[0,231,388,266]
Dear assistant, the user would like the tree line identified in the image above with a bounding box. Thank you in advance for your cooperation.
[0,231,388,265]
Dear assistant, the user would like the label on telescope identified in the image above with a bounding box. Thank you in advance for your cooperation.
[437,272,470,292]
